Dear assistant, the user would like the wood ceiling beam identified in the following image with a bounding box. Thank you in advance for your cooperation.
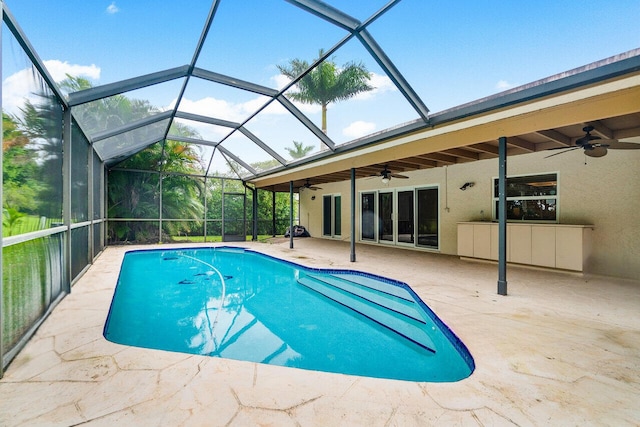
[469,142,499,155]
[440,148,479,160]
[415,153,456,164]
[615,126,640,139]
[404,157,438,168]
[535,129,572,146]
[586,121,614,139]
[391,158,431,169]
[506,136,536,152]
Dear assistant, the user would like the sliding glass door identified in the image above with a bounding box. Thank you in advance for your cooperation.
[360,186,439,249]
[378,192,393,242]
[323,194,341,238]
[397,190,414,244]
[361,193,375,240]
[416,187,438,248]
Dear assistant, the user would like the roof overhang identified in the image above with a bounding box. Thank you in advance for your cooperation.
[249,53,640,191]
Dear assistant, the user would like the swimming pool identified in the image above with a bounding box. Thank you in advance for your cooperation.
[104,247,474,382]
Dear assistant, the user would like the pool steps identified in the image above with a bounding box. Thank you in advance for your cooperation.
[301,274,424,322]
[297,273,436,353]
[328,273,416,302]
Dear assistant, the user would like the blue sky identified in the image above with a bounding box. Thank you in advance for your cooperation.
[3,0,639,168]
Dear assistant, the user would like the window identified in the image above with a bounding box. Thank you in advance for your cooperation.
[493,173,558,221]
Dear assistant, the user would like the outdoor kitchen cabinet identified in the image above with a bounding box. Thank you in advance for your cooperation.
[457,222,593,272]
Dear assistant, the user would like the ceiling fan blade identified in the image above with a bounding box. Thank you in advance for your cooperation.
[544,147,580,158]
[605,141,640,150]
[390,173,409,179]
[546,145,574,151]
[585,146,608,157]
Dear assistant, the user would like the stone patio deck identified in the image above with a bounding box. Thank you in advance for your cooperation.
[1,238,639,426]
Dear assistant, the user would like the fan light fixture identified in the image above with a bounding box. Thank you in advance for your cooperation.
[545,125,640,158]
[371,166,409,184]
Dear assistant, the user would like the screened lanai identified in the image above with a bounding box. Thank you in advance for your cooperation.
[2,0,640,377]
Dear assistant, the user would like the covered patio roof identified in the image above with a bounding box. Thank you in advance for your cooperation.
[4,0,639,189]
[251,50,640,192]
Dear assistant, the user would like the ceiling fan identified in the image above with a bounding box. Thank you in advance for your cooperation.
[371,165,409,183]
[300,179,322,191]
[546,126,640,158]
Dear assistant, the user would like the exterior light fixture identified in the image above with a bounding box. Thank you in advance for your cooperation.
[460,182,475,191]
[381,176,390,184]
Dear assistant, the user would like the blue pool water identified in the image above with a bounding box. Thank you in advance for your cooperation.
[104,247,474,382]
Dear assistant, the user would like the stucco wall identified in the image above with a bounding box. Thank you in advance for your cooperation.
[298,150,640,280]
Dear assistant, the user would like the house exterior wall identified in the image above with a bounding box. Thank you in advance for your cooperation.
[299,150,640,280]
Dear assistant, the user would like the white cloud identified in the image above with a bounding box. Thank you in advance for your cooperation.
[354,72,396,100]
[106,2,119,14]
[272,74,291,91]
[343,120,376,138]
[43,60,101,82]
[171,95,277,123]
[2,70,35,115]
[2,60,101,115]
[496,80,514,90]
[169,95,291,140]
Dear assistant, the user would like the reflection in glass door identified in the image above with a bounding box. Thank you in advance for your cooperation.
[360,187,439,249]
[323,194,342,238]
[378,192,393,242]
[361,193,375,240]
[397,190,414,244]
[323,195,332,236]
[417,188,438,248]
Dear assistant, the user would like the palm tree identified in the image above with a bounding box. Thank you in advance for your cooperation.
[285,140,314,159]
[108,122,206,242]
[278,49,373,140]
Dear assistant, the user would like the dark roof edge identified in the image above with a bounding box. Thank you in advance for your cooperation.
[430,48,640,125]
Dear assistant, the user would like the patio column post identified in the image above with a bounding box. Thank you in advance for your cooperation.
[289,181,294,249]
[252,186,258,241]
[62,107,72,293]
[350,168,356,262]
[497,136,508,295]
[158,172,163,244]
[272,190,276,237]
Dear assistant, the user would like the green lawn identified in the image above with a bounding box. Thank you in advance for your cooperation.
[168,235,279,243]
[3,215,62,237]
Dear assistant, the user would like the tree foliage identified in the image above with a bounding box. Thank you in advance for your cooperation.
[278,49,373,136]
[2,71,64,232]
[285,140,314,159]
[3,72,299,241]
